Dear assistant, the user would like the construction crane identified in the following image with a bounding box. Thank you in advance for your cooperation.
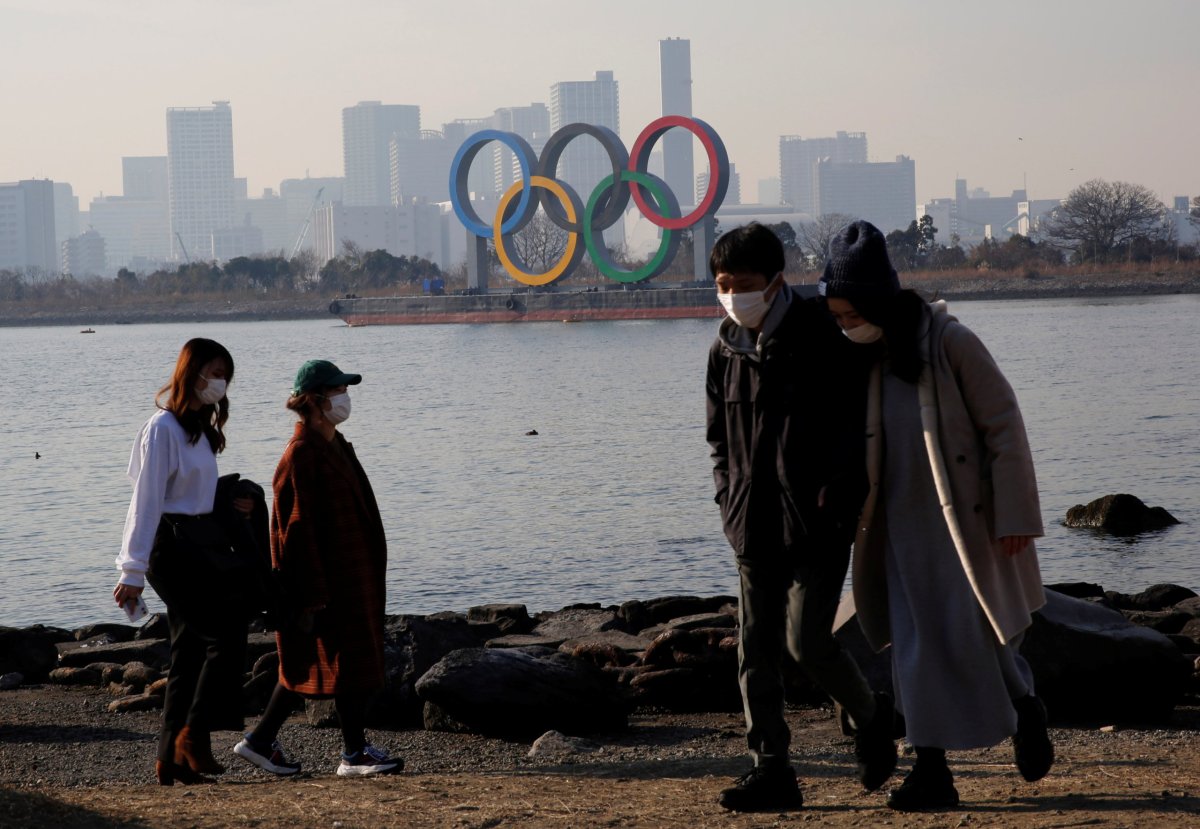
[174,232,192,264]
[290,187,325,258]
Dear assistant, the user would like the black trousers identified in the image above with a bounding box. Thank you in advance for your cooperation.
[147,535,249,763]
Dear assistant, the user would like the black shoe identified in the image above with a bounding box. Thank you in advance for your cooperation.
[886,762,959,811]
[1013,694,1054,782]
[855,691,898,791]
[718,765,804,812]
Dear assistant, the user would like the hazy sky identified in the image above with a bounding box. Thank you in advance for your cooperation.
[3,0,1197,209]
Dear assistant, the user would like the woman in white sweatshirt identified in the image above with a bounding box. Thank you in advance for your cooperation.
[113,337,250,786]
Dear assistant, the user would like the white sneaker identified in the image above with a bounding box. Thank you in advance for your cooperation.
[234,734,302,775]
[336,743,403,777]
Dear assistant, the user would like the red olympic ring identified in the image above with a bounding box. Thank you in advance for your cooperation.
[628,115,728,231]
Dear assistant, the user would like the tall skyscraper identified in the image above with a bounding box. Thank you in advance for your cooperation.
[0,179,56,272]
[779,131,868,215]
[166,101,235,260]
[659,38,694,207]
[342,101,420,207]
[549,71,620,198]
[550,71,622,245]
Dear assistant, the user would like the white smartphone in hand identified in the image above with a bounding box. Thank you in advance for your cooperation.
[123,595,148,623]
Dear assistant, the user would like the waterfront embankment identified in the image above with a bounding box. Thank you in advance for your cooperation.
[3,267,1199,327]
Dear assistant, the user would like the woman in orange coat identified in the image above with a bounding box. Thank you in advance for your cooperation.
[234,359,402,777]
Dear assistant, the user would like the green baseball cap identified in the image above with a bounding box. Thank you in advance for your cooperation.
[292,359,362,394]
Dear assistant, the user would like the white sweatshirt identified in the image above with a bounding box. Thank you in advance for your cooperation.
[116,409,218,588]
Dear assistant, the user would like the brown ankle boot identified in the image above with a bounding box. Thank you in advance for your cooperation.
[174,725,226,775]
[156,758,212,786]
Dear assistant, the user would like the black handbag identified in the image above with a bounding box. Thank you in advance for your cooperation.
[160,512,246,572]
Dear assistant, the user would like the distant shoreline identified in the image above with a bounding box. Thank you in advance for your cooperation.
[3,270,1198,328]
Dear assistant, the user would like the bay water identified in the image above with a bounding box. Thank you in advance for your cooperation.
[1,294,1197,629]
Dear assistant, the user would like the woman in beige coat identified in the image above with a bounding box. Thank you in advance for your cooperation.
[818,221,1054,812]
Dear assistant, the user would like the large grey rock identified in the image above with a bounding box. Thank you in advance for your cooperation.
[56,638,170,670]
[372,614,486,728]
[467,603,532,635]
[1106,584,1198,612]
[1020,590,1190,722]
[0,625,75,681]
[415,646,627,736]
[531,608,622,639]
[631,628,741,712]
[486,633,570,649]
[72,623,137,643]
[1064,493,1180,535]
[617,595,736,632]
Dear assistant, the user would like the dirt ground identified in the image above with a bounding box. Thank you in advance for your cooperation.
[2,685,1198,828]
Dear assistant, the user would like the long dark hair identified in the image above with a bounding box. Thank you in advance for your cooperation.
[851,289,929,384]
[155,338,234,453]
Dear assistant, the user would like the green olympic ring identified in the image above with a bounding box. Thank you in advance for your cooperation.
[583,171,681,283]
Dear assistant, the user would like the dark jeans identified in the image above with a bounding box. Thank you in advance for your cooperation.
[736,530,874,768]
[147,538,249,763]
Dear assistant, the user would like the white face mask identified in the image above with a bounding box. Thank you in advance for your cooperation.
[323,392,351,425]
[718,290,771,329]
[843,323,884,344]
[195,376,226,405]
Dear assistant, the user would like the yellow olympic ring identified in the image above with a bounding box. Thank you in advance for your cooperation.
[493,176,580,287]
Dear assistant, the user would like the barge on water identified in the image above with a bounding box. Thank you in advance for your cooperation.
[328,285,726,326]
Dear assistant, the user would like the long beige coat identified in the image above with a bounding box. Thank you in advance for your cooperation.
[852,301,1046,652]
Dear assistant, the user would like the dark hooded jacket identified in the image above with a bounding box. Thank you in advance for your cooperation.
[706,287,869,558]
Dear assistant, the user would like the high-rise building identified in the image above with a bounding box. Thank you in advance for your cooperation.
[0,179,57,273]
[549,71,620,197]
[813,155,916,233]
[390,131,456,205]
[491,103,551,197]
[550,71,622,245]
[167,101,235,260]
[343,101,420,207]
[779,131,868,215]
[52,183,79,251]
[61,229,107,277]
[659,38,694,207]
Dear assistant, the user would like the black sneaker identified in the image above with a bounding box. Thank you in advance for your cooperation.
[717,764,803,812]
[854,691,898,791]
[1013,694,1054,782]
[233,734,302,776]
[886,762,959,811]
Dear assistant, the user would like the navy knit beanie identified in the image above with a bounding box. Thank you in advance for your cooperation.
[817,220,900,301]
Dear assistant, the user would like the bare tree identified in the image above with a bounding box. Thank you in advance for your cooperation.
[508,211,569,275]
[1041,179,1165,262]
[1191,195,1200,233]
[797,213,855,268]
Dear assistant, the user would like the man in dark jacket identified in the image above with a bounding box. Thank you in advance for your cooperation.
[705,223,896,812]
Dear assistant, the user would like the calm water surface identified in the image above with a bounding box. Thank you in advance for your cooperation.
[1,295,1196,628]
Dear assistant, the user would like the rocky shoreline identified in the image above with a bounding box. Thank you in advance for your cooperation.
[3,580,1200,826]
[2,269,1198,327]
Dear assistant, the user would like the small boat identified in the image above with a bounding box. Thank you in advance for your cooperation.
[80,328,96,334]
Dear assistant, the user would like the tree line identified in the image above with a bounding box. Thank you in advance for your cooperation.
[0,243,442,305]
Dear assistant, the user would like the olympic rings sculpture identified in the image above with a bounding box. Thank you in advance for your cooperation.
[448,115,729,285]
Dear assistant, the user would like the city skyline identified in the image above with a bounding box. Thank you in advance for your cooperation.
[3,0,1198,214]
